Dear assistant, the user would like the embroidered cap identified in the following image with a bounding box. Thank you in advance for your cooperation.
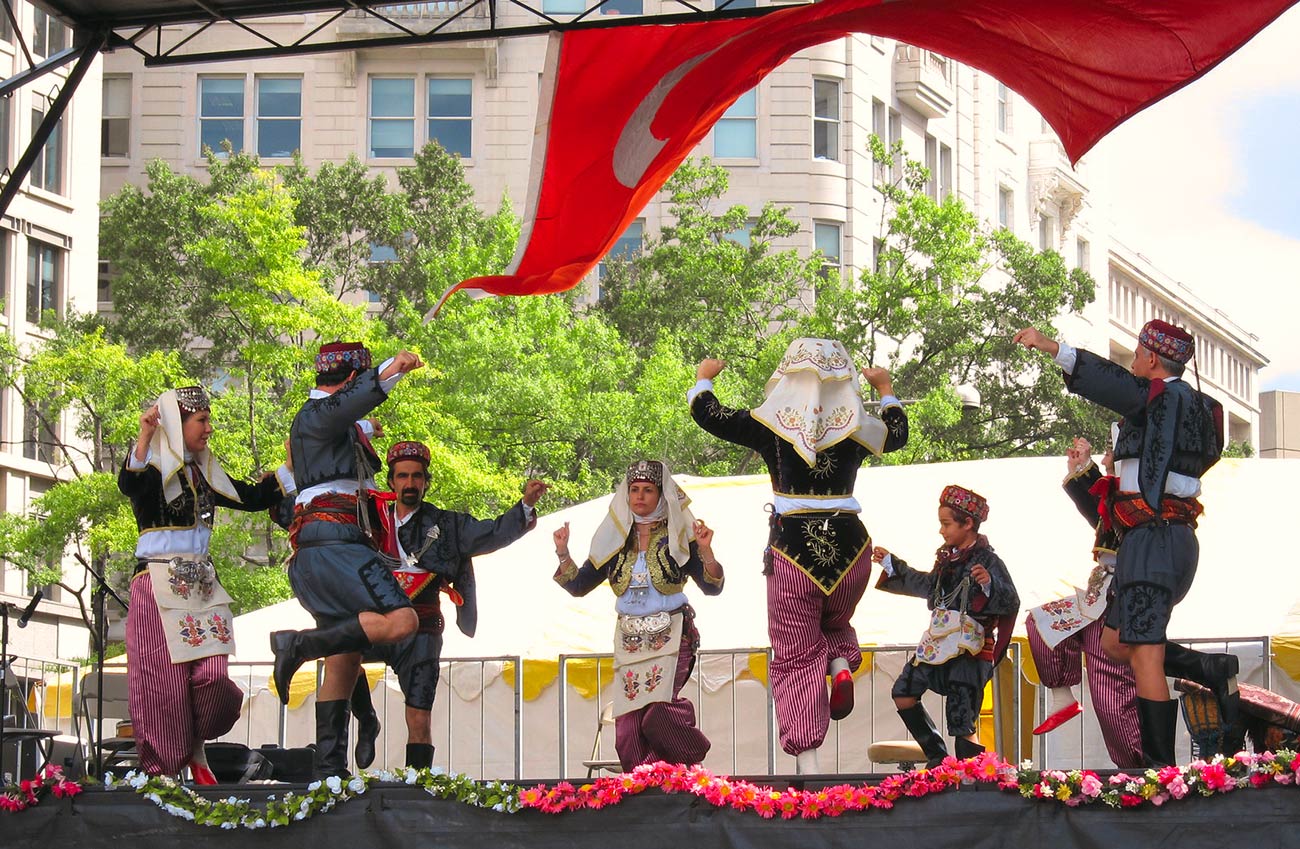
[316,341,372,374]
[940,484,989,523]
[1138,319,1194,365]
[174,385,210,414]
[387,440,431,468]
[625,459,664,488]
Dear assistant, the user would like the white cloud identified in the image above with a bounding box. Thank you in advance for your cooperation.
[1088,6,1300,390]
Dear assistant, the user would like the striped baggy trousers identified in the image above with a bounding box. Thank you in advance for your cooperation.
[126,573,243,775]
[613,611,710,770]
[767,548,871,756]
[1026,612,1143,768]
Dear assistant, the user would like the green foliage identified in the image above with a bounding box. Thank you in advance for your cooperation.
[1222,439,1254,459]
[803,137,1109,462]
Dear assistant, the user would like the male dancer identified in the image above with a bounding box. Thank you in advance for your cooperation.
[1026,437,1142,767]
[270,341,423,776]
[1014,320,1233,765]
[349,440,546,769]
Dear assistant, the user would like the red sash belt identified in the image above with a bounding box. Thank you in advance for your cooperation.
[1111,491,1203,531]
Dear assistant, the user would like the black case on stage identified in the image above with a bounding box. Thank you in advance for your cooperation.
[257,743,317,783]
[204,742,315,783]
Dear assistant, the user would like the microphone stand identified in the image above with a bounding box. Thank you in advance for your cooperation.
[77,554,127,778]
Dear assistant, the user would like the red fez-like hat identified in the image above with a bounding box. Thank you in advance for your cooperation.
[940,484,989,523]
[387,440,431,468]
[316,341,372,374]
[1138,320,1194,365]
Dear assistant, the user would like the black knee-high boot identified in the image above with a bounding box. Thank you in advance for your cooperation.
[1137,697,1179,767]
[405,743,434,771]
[271,618,372,704]
[1163,641,1239,727]
[954,737,985,760]
[897,704,949,768]
[315,699,352,778]
[351,674,380,769]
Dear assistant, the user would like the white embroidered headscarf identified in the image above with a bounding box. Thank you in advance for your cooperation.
[151,388,241,506]
[588,460,697,570]
[752,338,887,467]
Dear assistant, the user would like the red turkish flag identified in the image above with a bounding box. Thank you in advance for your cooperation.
[450,0,1294,302]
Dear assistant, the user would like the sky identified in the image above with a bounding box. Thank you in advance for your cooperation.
[1088,5,1300,392]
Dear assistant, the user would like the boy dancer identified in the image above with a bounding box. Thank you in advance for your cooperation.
[873,485,1019,766]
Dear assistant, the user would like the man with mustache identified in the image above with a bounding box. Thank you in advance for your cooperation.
[351,440,547,769]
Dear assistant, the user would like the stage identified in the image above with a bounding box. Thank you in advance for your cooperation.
[8,772,1300,849]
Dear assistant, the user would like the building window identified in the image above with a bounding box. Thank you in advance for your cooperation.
[97,259,113,305]
[715,88,757,158]
[888,109,902,177]
[102,76,131,158]
[812,78,840,162]
[256,77,301,158]
[542,0,585,13]
[924,134,938,200]
[871,98,887,183]
[26,241,61,324]
[602,0,643,13]
[0,9,11,42]
[997,186,1013,230]
[427,78,472,158]
[0,96,10,172]
[724,219,756,248]
[598,219,644,282]
[30,109,63,194]
[714,0,757,6]
[199,77,245,155]
[815,222,841,278]
[32,9,67,58]
[369,77,416,159]
[23,403,57,463]
[939,142,952,200]
[1076,237,1090,270]
[1038,214,1054,250]
[996,82,1011,133]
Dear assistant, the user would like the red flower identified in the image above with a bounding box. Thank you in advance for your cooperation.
[1119,793,1143,807]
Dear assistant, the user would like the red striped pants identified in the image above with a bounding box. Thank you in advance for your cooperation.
[613,615,710,770]
[1025,613,1143,768]
[767,548,871,756]
[126,573,242,775]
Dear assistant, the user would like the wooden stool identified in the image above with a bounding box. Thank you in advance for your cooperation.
[869,740,927,771]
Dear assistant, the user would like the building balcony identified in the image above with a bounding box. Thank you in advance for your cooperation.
[340,2,488,34]
[1028,136,1088,244]
[893,45,953,119]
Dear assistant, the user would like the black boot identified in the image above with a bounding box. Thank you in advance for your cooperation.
[315,699,351,778]
[351,674,380,770]
[954,737,985,760]
[1138,697,1179,767]
[405,743,434,771]
[898,704,949,768]
[1164,642,1240,728]
[271,618,372,704]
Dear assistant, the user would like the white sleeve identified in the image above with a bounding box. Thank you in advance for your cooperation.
[686,378,715,405]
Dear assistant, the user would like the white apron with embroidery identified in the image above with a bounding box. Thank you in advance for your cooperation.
[146,555,236,663]
[611,611,683,717]
[1027,562,1113,651]
[914,607,985,666]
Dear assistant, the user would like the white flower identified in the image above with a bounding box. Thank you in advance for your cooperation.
[492,803,505,812]
[348,777,365,793]
[253,819,266,828]
[128,771,149,789]
[226,796,240,805]
[307,780,322,792]
[325,775,343,794]
[300,799,311,812]
[431,766,446,776]
[294,811,306,821]
[103,771,116,788]
[405,768,418,785]
[220,821,236,829]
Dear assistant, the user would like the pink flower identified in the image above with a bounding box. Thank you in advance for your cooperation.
[1200,763,1230,791]
[1167,776,1189,799]
[1080,774,1102,798]
[753,794,777,819]
[1156,765,1183,785]
[1249,773,1271,788]
[1150,792,1168,807]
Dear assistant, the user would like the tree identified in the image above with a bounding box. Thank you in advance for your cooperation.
[800,136,1110,463]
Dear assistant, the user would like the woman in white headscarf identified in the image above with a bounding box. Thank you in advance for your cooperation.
[552,460,724,771]
[688,339,908,774]
[118,386,293,783]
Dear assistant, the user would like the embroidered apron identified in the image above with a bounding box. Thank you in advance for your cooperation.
[612,610,683,717]
[913,577,983,666]
[1028,562,1113,651]
[145,554,236,663]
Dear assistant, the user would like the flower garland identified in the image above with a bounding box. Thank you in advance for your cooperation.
[1018,749,1300,808]
[520,753,1018,818]
[6,749,1299,823]
[1,764,85,812]
[93,767,521,829]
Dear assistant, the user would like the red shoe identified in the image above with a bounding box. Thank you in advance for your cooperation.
[829,669,855,721]
[190,763,219,785]
[1032,701,1082,735]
